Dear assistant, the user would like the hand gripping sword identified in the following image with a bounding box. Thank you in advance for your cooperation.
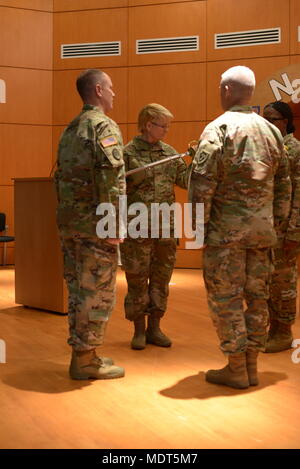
[125,141,198,177]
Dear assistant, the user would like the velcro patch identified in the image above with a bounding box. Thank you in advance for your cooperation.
[100,135,118,148]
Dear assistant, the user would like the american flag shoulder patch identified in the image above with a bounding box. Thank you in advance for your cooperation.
[100,135,118,148]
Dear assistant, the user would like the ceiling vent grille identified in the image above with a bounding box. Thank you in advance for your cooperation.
[215,28,281,49]
[61,41,121,59]
[136,36,199,54]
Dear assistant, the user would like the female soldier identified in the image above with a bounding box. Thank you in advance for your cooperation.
[120,103,191,350]
[263,101,300,352]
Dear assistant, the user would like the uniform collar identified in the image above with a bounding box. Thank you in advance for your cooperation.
[228,105,253,113]
[134,135,163,150]
[283,133,294,142]
[82,104,105,114]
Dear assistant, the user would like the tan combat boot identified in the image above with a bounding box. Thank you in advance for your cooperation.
[205,353,249,389]
[69,349,125,380]
[246,349,259,386]
[131,317,146,350]
[265,322,293,353]
[146,315,172,347]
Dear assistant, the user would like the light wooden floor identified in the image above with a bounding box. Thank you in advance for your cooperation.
[0,266,299,449]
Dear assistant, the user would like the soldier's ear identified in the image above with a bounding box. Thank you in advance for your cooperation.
[95,83,102,98]
[224,84,231,97]
[145,120,152,132]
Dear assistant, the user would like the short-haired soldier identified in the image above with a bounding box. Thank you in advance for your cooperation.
[54,69,126,380]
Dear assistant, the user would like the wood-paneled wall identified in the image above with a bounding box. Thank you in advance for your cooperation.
[207,0,289,61]
[1,0,300,266]
[0,0,52,10]
[52,0,300,267]
[0,4,52,264]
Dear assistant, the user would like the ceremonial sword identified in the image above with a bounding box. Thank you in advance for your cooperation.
[125,143,198,177]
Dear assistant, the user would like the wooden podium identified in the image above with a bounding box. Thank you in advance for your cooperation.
[14,178,67,314]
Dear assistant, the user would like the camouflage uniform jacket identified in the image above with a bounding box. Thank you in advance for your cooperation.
[284,133,300,242]
[189,105,291,248]
[54,104,125,238]
[124,135,190,235]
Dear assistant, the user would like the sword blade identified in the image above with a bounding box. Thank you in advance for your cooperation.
[125,151,189,177]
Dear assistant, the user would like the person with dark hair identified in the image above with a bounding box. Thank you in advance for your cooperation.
[263,101,300,352]
[76,69,106,102]
[54,69,126,379]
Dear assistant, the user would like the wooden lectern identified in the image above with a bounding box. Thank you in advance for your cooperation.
[14,178,67,314]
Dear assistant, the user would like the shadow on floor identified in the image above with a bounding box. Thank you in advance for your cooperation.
[1,360,94,393]
[159,370,288,399]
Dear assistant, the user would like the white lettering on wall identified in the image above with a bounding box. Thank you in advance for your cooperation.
[269,73,300,103]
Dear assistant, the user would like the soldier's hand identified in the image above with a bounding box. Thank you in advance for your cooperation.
[187,140,199,159]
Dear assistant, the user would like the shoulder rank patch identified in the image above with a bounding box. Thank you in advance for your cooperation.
[100,135,118,148]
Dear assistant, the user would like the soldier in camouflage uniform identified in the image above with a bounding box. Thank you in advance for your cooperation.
[189,66,291,389]
[263,101,300,352]
[54,69,126,380]
[120,103,191,350]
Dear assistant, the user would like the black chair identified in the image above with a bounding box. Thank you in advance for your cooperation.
[0,213,15,266]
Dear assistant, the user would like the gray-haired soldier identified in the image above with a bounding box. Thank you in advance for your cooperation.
[54,69,126,380]
[189,66,291,389]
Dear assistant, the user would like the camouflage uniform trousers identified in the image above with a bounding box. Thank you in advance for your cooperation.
[268,247,297,325]
[203,246,272,354]
[120,237,177,321]
[61,236,118,352]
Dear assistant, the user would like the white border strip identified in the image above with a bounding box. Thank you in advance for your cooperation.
[61,41,121,59]
[136,35,199,55]
[215,27,281,49]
